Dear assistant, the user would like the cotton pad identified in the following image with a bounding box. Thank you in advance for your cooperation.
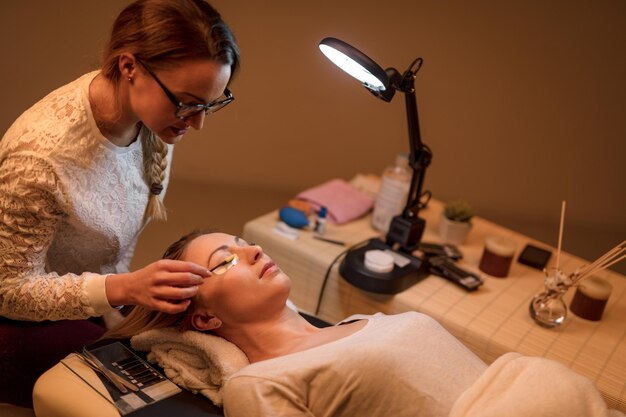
[364,250,394,273]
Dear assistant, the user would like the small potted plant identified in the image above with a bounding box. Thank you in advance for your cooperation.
[439,199,476,245]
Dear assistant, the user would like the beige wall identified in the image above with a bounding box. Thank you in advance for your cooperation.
[1,1,624,273]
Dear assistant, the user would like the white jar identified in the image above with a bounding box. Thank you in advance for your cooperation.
[371,153,411,234]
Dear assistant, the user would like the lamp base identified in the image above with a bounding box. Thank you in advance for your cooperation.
[339,238,428,294]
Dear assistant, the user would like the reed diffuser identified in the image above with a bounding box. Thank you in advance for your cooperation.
[529,201,626,328]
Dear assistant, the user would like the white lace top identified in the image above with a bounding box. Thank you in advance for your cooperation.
[0,71,172,321]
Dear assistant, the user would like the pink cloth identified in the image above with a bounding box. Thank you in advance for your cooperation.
[296,179,373,224]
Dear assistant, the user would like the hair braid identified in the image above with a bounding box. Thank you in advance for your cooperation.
[141,126,168,221]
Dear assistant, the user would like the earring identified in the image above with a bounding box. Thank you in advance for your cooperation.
[128,76,133,83]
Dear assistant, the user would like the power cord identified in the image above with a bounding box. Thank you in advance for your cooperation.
[314,238,372,316]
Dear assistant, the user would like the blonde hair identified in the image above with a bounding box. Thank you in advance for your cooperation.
[141,126,168,221]
[104,229,215,339]
[101,0,240,221]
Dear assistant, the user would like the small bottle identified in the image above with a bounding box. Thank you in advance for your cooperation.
[371,153,411,234]
[314,206,327,235]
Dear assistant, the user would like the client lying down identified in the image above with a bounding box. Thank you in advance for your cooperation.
[107,230,623,417]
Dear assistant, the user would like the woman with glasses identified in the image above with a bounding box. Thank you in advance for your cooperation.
[0,0,239,408]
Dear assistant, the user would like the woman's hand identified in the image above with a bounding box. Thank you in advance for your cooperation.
[105,259,210,314]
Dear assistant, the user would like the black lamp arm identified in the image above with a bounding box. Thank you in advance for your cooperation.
[385,63,427,167]
[404,86,424,166]
[404,143,432,219]
[387,63,431,219]
[403,87,432,218]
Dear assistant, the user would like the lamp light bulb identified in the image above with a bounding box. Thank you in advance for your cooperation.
[319,44,385,91]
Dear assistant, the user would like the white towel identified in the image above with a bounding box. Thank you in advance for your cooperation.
[131,328,249,406]
[449,352,624,417]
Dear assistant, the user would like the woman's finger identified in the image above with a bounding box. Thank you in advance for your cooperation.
[151,271,205,287]
[148,285,200,301]
[155,259,210,276]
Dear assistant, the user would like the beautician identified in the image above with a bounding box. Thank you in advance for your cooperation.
[0,0,239,407]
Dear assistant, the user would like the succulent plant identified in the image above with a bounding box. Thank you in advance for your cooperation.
[444,199,475,223]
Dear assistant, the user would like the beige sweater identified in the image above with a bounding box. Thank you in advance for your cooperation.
[223,312,487,417]
[0,71,172,321]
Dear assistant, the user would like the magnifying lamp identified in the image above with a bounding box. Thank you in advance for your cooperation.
[319,37,432,294]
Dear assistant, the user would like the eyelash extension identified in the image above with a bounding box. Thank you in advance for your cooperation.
[210,254,236,272]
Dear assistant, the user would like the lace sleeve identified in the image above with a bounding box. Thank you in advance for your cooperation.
[0,153,99,321]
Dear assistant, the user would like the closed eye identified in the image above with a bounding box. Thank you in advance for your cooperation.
[210,254,239,275]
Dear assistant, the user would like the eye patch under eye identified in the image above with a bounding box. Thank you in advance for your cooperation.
[210,253,239,275]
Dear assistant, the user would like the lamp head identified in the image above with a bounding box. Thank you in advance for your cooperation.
[319,37,396,102]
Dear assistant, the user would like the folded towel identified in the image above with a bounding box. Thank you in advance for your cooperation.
[131,328,249,406]
[296,178,373,224]
[449,352,623,417]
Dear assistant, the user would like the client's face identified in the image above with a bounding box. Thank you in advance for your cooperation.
[182,233,291,324]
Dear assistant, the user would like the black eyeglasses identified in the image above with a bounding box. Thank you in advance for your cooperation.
[136,59,234,120]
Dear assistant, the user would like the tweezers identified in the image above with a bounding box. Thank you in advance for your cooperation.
[75,351,138,393]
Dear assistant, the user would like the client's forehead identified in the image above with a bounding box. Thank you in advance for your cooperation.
[184,233,234,263]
